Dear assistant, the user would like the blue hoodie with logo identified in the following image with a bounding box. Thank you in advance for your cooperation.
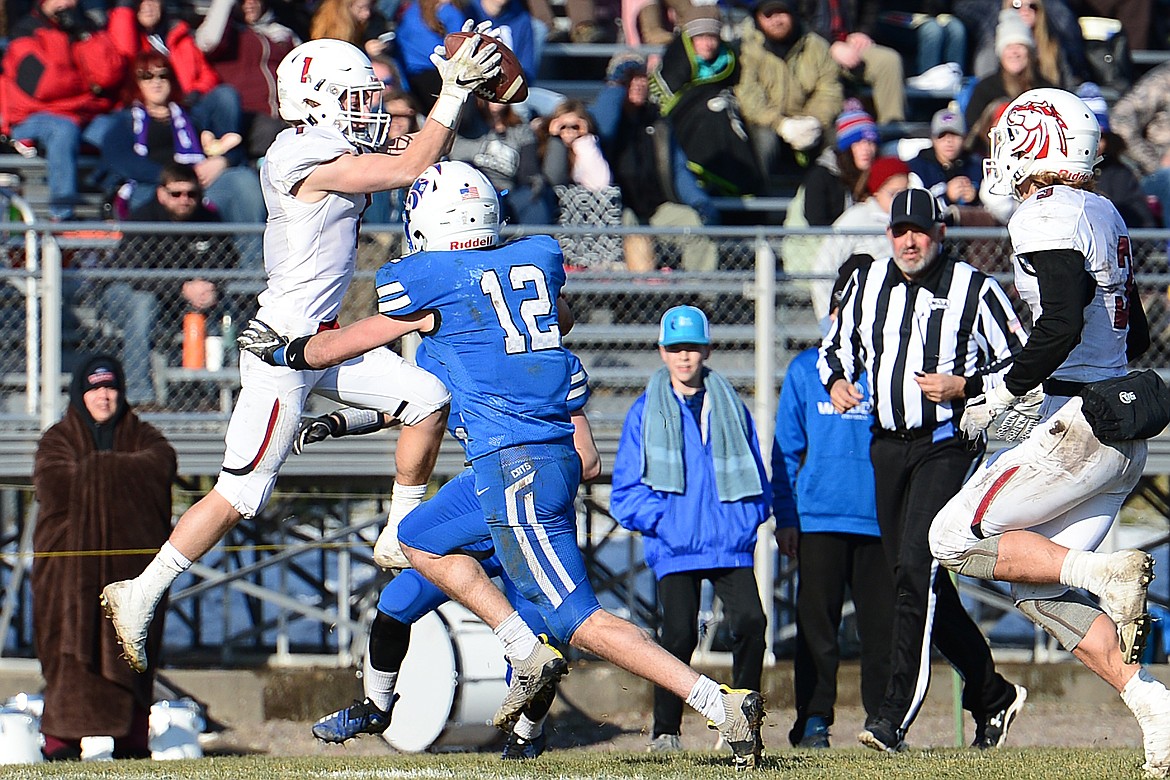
[772,347,879,536]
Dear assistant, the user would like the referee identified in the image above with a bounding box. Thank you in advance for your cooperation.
[818,188,1028,751]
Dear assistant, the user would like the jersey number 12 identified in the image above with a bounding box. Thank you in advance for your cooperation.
[480,266,562,354]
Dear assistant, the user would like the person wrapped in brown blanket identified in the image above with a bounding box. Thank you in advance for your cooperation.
[31,354,176,760]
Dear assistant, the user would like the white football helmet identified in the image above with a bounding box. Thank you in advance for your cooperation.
[276,39,391,151]
[984,87,1102,200]
[403,161,501,253]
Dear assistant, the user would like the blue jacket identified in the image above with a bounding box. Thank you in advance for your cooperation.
[772,348,879,537]
[468,0,537,81]
[611,383,771,579]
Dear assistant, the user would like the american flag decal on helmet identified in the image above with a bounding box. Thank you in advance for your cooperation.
[460,184,479,199]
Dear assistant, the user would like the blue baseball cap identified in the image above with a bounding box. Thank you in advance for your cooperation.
[659,305,710,346]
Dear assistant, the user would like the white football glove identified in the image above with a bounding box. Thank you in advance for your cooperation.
[373,519,412,570]
[236,319,287,364]
[959,382,1018,440]
[992,388,1045,442]
[778,115,822,151]
[462,18,502,39]
[429,33,502,98]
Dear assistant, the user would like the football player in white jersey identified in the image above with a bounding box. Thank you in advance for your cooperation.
[929,88,1170,777]
[100,33,503,674]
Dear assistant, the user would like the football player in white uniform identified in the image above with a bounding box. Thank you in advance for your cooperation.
[100,33,503,674]
[930,88,1170,777]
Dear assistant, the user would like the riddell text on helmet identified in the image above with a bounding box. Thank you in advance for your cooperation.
[449,235,496,250]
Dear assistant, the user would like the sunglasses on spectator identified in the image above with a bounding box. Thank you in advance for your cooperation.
[1012,0,1039,9]
[164,187,199,199]
[137,69,170,81]
[558,122,586,133]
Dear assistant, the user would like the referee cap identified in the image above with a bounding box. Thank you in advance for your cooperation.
[889,188,942,231]
[659,305,710,346]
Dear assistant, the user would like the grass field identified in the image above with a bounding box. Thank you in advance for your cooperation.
[0,748,1152,779]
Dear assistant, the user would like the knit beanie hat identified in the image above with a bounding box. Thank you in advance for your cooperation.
[1077,82,1110,132]
[866,156,911,195]
[835,99,879,151]
[995,9,1035,57]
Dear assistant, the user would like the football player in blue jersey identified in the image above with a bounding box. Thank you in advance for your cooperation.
[306,350,598,759]
[238,160,766,770]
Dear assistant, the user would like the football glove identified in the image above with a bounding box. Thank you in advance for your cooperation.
[960,382,1018,440]
[993,389,1045,442]
[430,31,501,98]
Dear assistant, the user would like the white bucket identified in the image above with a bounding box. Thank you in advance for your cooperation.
[149,699,205,760]
[383,602,509,753]
[0,712,42,764]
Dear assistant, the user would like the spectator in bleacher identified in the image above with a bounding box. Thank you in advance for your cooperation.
[104,163,240,405]
[310,0,394,58]
[449,97,557,224]
[798,0,905,123]
[364,88,421,226]
[539,99,612,192]
[873,2,967,80]
[962,0,1088,87]
[97,50,265,223]
[909,107,982,211]
[594,51,718,271]
[735,0,844,179]
[108,0,245,166]
[621,0,703,45]
[810,156,914,319]
[963,10,1054,129]
[1079,82,1158,228]
[650,7,763,197]
[0,0,127,220]
[780,99,877,297]
[395,0,472,113]
[773,254,894,750]
[795,99,876,227]
[1112,62,1170,226]
[195,0,299,161]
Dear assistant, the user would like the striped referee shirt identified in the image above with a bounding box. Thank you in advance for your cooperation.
[818,252,1027,434]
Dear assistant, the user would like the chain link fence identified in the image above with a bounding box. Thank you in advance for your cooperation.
[2,222,1169,427]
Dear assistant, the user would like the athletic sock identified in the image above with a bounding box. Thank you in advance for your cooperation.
[495,611,540,662]
[512,713,544,740]
[139,542,191,604]
[686,675,725,725]
[1060,549,1110,593]
[362,650,398,714]
[387,482,427,526]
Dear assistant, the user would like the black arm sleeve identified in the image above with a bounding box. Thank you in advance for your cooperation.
[1002,248,1095,396]
[1127,285,1151,363]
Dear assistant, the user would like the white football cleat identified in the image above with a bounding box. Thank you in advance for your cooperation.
[100,579,155,673]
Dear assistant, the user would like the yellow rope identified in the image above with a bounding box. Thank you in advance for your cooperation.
[0,539,376,560]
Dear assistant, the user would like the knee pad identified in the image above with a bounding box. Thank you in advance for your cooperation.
[368,610,412,671]
[1017,591,1102,651]
[936,535,1001,581]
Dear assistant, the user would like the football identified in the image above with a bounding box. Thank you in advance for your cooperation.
[443,31,529,104]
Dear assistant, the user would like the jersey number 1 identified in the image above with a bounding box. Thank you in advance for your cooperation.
[480,266,562,354]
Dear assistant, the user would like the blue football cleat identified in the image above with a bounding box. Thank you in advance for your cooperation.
[312,697,392,743]
[501,729,546,760]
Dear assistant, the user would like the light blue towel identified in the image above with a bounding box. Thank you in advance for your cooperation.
[640,367,763,501]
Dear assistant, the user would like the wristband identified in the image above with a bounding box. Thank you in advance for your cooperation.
[431,85,470,130]
[283,335,315,370]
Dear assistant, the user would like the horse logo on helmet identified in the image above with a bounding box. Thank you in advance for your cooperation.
[1005,99,1069,162]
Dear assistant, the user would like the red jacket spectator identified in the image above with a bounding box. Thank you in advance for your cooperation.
[108,1,221,99]
[0,2,125,133]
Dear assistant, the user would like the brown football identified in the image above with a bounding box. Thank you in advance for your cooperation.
[443,31,529,104]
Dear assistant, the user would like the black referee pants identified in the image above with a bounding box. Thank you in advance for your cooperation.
[871,433,1015,732]
[652,567,767,737]
[791,532,893,740]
